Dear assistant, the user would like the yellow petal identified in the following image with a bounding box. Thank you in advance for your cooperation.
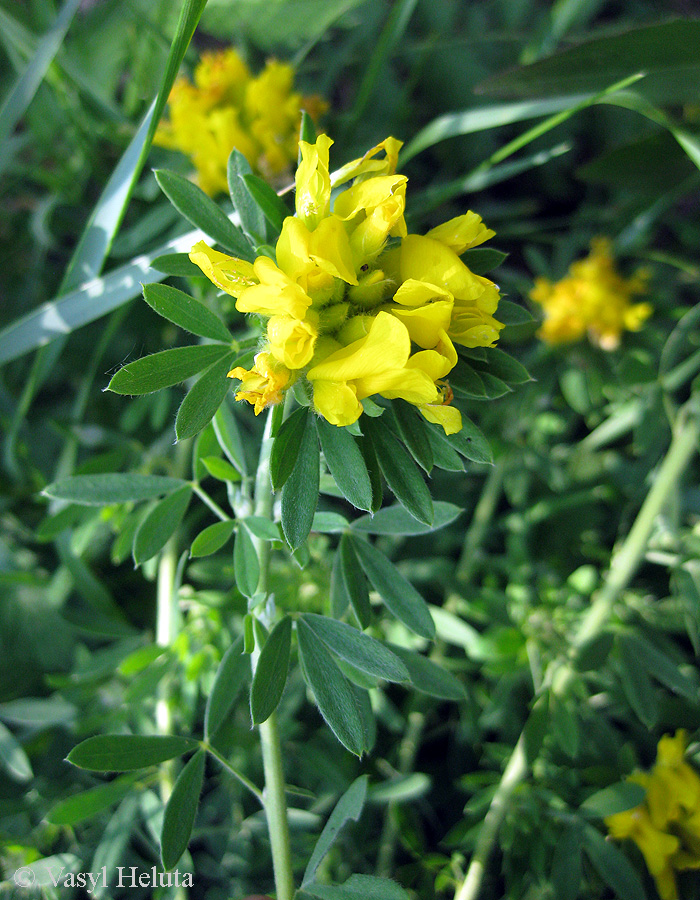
[355,368,438,405]
[307,311,411,382]
[312,379,363,426]
[427,211,495,254]
[400,235,485,301]
[392,279,452,308]
[296,134,333,228]
[331,136,403,187]
[267,315,318,369]
[189,241,257,297]
[420,403,462,435]
[391,300,455,348]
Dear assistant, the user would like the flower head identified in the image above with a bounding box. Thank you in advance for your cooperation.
[191,135,504,433]
[530,237,652,349]
[156,48,327,195]
[605,731,700,900]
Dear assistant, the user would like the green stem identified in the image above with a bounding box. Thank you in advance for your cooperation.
[155,536,179,803]
[455,459,507,587]
[452,409,699,900]
[204,743,264,804]
[192,483,231,522]
[251,408,295,900]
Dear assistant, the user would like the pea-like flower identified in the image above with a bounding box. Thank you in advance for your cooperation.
[530,237,651,349]
[190,135,504,434]
[605,731,700,900]
[156,48,327,196]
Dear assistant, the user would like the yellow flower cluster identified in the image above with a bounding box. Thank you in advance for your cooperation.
[190,135,504,435]
[156,48,327,196]
[605,731,700,900]
[530,237,651,349]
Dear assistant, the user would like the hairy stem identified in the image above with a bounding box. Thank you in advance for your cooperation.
[452,409,699,900]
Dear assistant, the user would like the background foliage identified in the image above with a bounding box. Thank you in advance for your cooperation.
[1,1,700,898]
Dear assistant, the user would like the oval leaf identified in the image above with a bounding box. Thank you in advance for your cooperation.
[392,401,434,473]
[143,282,232,343]
[108,344,230,395]
[387,645,465,700]
[43,473,187,506]
[204,636,248,740]
[302,775,368,887]
[67,735,198,771]
[234,522,260,598]
[364,419,433,525]
[340,534,371,628]
[161,749,205,870]
[353,501,463,536]
[133,485,192,565]
[581,782,646,818]
[250,617,292,725]
[350,537,435,640]
[281,412,320,550]
[270,407,308,492]
[175,353,235,441]
[317,418,373,511]
[48,774,139,826]
[301,614,408,683]
[190,519,236,558]
[297,619,365,757]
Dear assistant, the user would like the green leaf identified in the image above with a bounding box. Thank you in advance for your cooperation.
[353,501,463,536]
[155,168,252,259]
[364,418,433,526]
[301,614,409,683]
[583,826,646,900]
[300,109,317,146]
[47,774,139,825]
[480,19,700,104]
[204,637,248,740]
[250,617,292,725]
[426,429,465,471]
[619,632,699,700]
[523,694,550,764]
[241,173,289,234]
[201,456,241,482]
[551,825,582,900]
[446,417,493,465]
[387,645,465,700]
[581,782,646,818]
[190,520,236,558]
[227,149,266,242]
[213,400,249,476]
[67,735,198,771]
[151,253,204,278]
[340,534,371,629]
[143,283,232,343]
[270,407,308,491]
[496,299,537,326]
[234,522,260,598]
[392,401,433,473]
[461,247,508,275]
[370,772,430,803]
[350,537,435,640]
[302,775,368,887]
[357,431,383,512]
[317,418,373,511]
[479,348,532,385]
[281,412,320,550]
[161,749,205,870]
[244,516,281,541]
[617,635,658,728]
[107,344,231,395]
[305,874,410,900]
[43,473,187,506]
[450,362,487,399]
[0,720,32,782]
[297,619,365,757]
[133,485,192,565]
[175,352,235,441]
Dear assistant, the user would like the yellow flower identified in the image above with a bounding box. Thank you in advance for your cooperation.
[156,48,326,195]
[228,351,292,415]
[606,731,700,900]
[530,237,652,349]
[191,135,503,433]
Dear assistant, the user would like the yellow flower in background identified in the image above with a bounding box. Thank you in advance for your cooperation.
[156,48,327,196]
[530,237,652,349]
[605,731,700,900]
[191,135,504,430]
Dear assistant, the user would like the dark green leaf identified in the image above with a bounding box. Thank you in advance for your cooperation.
[155,168,252,258]
[523,694,549,764]
[241,173,289,234]
[331,548,350,619]
[551,825,582,900]
[302,776,368,887]
[305,874,410,900]
[301,614,409,683]
[234,522,260,598]
[581,782,646,818]
[175,353,235,441]
[213,400,248,476]
[620,632,699,700]
[299,109,317,146]
[312,511,350,533]
[250,617,292,725]
[227,149,266,241]
[364,419,433,525]
[150,253,204,278]
[143,282,232,343]
[496,299,537,326]
[133,485,192,565]
[350,537,435,640]
[446,417,493,465]
[0,720,32,782]
[427,429,465,471]
[297,619,365,757]
[205,637,248,740]
[271,407,309,491]
[357,431,383,512]
[281,412,320,550]
[583,826,646,900]
[67,735,198,771]
[475,371,512,399]
[161,749,205,869]
[190,519,236,558]
[392,401,434,472]
[43,474,187,506]
[340,534,371,628]
[461,247,508,275]
[317,418,373,511]
[108,344,231,395]
[387,645,465,700]
[244,516,281,541]
[479,348,532,385]
[617,635,658,728]
[47,774,139,825]
[449,362,487,399]
[353,501,463,536]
